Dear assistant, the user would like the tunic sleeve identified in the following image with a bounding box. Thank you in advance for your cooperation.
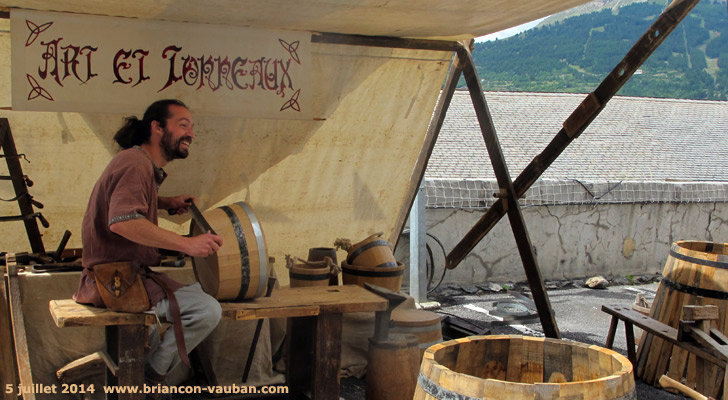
[107,162,152,226]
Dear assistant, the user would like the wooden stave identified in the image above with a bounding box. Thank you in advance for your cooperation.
[190,202,268,301]
[413,335,635,400]
[636,241,728,390]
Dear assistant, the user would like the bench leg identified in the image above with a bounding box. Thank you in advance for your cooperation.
[605,316,618,349]
[312,313,343,400]
[106,324,145,400]
[624,321,636,365]
[286,316,315,398]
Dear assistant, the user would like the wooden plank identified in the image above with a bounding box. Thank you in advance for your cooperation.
[521,337,544,384]
[682,305,720,322]
[543,339,572,383]
[56,351,108,384]
[505,335,523,382]
[446,0,702,272]
[391,50,463,248]
[458,46,560,339]
[481,336,509,380]
[6,255,35,400]
[312,313,343,400]
[52,285,386,326]
[571,342,590,382]
[49,300,155,327]
[0,270,18,400]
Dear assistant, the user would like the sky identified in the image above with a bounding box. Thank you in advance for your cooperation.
[475,17,548,42]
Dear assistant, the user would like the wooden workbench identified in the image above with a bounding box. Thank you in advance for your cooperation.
[50,285,387,400]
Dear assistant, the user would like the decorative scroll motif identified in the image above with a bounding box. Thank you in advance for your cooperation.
[25,19,52,47]
[279,39,301,64]
[280,89,301,112]
[26,74,53,101]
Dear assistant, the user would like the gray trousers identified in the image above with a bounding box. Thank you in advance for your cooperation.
[147,283,222,375]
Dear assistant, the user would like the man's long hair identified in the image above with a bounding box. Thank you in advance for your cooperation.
[113,99,187,149]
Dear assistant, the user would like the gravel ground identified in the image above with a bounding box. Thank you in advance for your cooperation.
[340,279,690,400]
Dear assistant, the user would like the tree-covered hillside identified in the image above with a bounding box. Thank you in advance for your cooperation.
[472,0,728,100]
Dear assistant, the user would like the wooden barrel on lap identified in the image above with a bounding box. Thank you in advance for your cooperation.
[414,335,635,400]
[190,202,269,301]
[636,240,728,394]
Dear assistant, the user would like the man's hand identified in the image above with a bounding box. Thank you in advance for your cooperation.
[160,195,197,215]
[184,230,224,258]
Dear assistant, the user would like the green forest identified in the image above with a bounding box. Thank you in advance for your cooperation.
[471,0,728,100]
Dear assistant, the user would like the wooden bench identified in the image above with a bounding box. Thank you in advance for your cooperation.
[601,305,725,367]
[50,285,387,400]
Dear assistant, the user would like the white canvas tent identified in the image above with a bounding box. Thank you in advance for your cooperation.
[0,1,589,279]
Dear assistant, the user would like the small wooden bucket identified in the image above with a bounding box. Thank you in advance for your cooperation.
[337,232,397,268]
[287,255,334,288]
[390,309,443,358]
[341,260,404,292]
[414,335,635,400]
[308,247,339,286]
[366,334,420,400]
[636,241,728,393]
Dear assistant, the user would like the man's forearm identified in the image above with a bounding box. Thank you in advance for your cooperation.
[110,218,188,253]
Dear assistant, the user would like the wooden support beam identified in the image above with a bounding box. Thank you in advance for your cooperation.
[456,46,560,339]
[6,254,35,400]
[312,32,461,52]
[391,51,463,248]
[0,262,18,400]
[446,0,701,271]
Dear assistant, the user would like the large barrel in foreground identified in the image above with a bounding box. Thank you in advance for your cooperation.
[190,202,269,301]
[414,335,635,400]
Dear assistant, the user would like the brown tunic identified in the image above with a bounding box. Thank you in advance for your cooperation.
[73,147,183,307]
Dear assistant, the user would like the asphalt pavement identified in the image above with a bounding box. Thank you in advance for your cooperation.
[341,279,689,399]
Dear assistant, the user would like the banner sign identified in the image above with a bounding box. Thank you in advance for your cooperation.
[11,9,311,119]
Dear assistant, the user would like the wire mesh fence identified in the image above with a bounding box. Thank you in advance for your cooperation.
[424,178,728,209]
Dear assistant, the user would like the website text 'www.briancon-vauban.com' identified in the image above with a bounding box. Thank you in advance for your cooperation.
[6,383,289,397]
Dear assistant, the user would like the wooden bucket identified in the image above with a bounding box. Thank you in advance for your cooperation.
[366,334,420,400]
[390,309,443,358]
[341,260,404,292]
[190,202,269,301]
[287,255,333,288]
[636,241,728,393]
[414,335,635,400]
[343,232,397,268]
[308,247,339,286]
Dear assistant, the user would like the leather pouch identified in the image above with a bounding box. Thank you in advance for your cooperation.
[94,261,150,313]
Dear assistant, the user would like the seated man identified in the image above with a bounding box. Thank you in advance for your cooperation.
[73,99,224,393]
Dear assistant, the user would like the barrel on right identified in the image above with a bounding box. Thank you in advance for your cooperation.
[636,240,728,396]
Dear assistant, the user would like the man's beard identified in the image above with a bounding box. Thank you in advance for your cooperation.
[161,128,190,161]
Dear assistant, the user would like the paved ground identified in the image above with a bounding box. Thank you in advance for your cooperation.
[340,280,689,400]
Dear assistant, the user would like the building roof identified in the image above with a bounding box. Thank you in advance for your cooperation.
[426,91,728,182]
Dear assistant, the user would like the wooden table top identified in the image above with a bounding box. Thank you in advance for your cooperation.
[50,285,388,327]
